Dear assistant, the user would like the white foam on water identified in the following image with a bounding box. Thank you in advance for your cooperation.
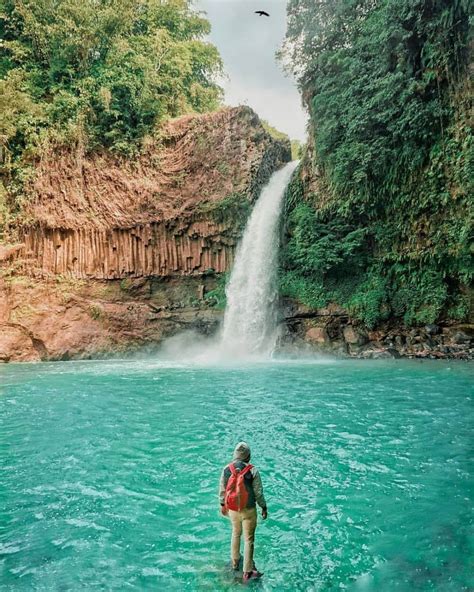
[146,160,339,366]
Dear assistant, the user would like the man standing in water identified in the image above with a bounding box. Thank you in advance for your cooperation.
[219,441,268,582]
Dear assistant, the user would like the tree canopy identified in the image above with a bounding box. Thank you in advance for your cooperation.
[281,0,473,327]
[0,0,222,158]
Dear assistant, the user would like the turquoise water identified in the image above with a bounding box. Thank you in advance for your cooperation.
[1,359,473,591]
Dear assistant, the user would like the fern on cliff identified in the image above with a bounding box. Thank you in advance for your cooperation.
[280,0,473,327]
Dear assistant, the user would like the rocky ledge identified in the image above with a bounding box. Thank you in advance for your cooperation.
[281,301,474,360]
[0,276,223,362]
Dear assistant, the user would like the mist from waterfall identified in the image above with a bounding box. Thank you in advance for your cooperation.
[157,160,299,364]
[220,160,299,358]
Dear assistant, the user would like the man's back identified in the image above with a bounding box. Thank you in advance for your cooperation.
[219,460,266,510]
[219,442,267,583]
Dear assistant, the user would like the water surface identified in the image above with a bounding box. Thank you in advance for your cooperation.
[1,359,472,591]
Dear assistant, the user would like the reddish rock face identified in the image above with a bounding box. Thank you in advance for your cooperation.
[305,326,328,343]
[12,106,290,280]
[0,107,291,361]
[21,218,239,279]
[0,325,41,362]
[0,276,223,362]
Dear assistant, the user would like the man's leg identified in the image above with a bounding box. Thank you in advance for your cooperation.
[228,510,242,568]
[242,507,257,574]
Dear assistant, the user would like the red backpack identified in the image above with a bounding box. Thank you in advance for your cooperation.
[225,463,253,511]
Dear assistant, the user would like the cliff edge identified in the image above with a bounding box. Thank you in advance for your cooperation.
[0,106,291,361]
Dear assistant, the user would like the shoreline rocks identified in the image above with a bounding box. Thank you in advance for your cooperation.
[281,300,474,361]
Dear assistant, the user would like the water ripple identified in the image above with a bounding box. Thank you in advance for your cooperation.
[1,359,472,591]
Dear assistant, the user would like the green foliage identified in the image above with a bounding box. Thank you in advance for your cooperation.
[285,0,470,205]
[261,120,288,143]
[262,119,302,162]
[197,192,250,227]
[346,271,390,330]
[204,273,227,309]
[280,0,472,327]
[290,139,303,161]
[0,0,223,219]
[279,271,327,309]
[284,202,367,275]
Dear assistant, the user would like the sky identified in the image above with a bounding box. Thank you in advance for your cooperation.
[196,0,308,141]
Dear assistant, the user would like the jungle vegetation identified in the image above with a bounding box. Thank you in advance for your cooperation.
[281,0,473,327]
[0,0,222,227]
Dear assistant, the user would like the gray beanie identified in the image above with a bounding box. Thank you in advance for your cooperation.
[233,441,251,461]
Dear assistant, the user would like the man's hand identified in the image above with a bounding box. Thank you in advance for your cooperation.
[261,507,268,520]
[220,505,228,516]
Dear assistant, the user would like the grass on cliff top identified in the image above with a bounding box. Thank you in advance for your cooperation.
[261,120,303,161]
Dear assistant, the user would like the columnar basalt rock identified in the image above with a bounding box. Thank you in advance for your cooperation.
[21,218,239,278]
[12,106,290,280]
[0,107,291,361]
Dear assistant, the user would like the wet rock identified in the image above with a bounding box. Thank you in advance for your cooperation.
[0,352,10,363]
[358,343,401,359]
[441,324,474,345]
[305,326,328,344]
[425,324,440,335]
[394,335,405,347]
[365,348,400,359]
[332,341,349,357]
[452,331,472,345]
[343,325,368,345]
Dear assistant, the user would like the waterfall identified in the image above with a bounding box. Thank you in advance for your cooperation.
[221,161,299,358]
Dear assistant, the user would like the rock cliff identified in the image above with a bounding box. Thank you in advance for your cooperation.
[279,143,473,361]
[14,106,290,278]
[0,106,291,361]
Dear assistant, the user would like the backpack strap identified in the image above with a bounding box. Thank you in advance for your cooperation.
[240,464,253,477]
[228,463,253,476]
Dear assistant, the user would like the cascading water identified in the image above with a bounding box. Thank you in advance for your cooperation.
[220,160,299,358]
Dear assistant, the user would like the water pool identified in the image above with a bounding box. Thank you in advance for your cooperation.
[1,359,472,591]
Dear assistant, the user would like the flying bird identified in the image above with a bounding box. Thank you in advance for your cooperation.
[255,10,270,17]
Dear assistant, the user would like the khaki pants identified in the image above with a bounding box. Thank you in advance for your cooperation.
[228,507,257,573]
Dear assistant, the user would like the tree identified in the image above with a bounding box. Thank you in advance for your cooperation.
[0,0,223,155]
[280,0,473,326]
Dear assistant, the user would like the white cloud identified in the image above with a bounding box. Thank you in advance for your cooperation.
[196,0,308,140]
